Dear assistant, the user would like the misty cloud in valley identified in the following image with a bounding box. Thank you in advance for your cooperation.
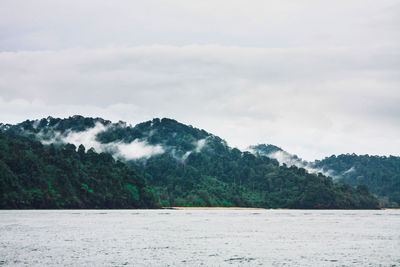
[36,121,211,162]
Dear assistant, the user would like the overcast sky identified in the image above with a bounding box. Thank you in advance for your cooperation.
[0,0,399,160]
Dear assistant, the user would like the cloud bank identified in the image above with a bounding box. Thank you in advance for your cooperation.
[0,1,399,160]
[1,44,398,160]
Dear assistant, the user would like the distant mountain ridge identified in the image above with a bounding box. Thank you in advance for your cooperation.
[0,115,383,209]
[314,154,400,206]
[250,144,400,207]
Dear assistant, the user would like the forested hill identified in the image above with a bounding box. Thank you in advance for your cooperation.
[314,155,400,207]
[250,144,400,207]
[0,131,157,209]
[0,116,379,209]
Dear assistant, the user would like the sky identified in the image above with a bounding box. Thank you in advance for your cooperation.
[0,0,399,160]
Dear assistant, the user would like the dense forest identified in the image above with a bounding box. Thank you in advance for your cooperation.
[0,115,382,209]
[315,155,400,207]
[141,146,379,209]
[0,131,157,208]
[250,143,400,207]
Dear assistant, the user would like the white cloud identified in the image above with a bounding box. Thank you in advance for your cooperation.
[195,139,206,153]
[0,0,399,50]
[38,122,165,160]
[265,150,337,179]
[113,140,164,160]
[62,123,107,153]
[343,167,356,175]
[0,1,399,160]
[0,44,399,160]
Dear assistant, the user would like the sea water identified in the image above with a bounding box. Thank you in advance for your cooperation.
[0,209,399,266]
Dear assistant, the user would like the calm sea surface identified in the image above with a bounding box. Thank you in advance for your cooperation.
[0,209,399,266]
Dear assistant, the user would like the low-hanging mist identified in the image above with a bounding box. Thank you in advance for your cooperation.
[33,120,211,162]
[40,122,165,160]
[268,150,348,179]
[248,145,356,180]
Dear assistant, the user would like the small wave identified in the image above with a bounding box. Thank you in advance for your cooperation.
[225,257,256,263]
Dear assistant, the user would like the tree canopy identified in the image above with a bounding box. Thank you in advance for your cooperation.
[0,132,157,209]
[0,116,382,209]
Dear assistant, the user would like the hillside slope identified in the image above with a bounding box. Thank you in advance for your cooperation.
[251,144,400,207]
[1,116,380,209]
[0,131,157,209]
[315,155,400,207]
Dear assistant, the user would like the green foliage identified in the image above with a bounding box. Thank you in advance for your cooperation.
[315,154,400,207]
[1,116,382,209]
[129,120,379,209]
[125,184,140,201]
[0,132,157,209]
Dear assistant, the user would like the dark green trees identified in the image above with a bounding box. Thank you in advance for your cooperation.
[315,154,400,207]
[0,116,383,209]
[132,124,379,209]
[0,132,157,209]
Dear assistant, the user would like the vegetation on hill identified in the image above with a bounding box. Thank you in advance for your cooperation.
[251,144,400,207]
[0,116,381,209]
[315,154,400,207]
[101,118,378,209]
[141,148,379,209]
[0,131,157,209]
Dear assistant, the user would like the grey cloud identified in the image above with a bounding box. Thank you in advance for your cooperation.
[0,44,399,160]
[0,1,399,160]
[0,0,399,50]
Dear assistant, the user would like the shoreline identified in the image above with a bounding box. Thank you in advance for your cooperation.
[2,207,399,211]
[165,207,394,210]
[168,207,267,210]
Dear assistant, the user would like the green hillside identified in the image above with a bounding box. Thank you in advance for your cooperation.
[0,131,157,209]
[0,116,380,209]
[315,154,400,207]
